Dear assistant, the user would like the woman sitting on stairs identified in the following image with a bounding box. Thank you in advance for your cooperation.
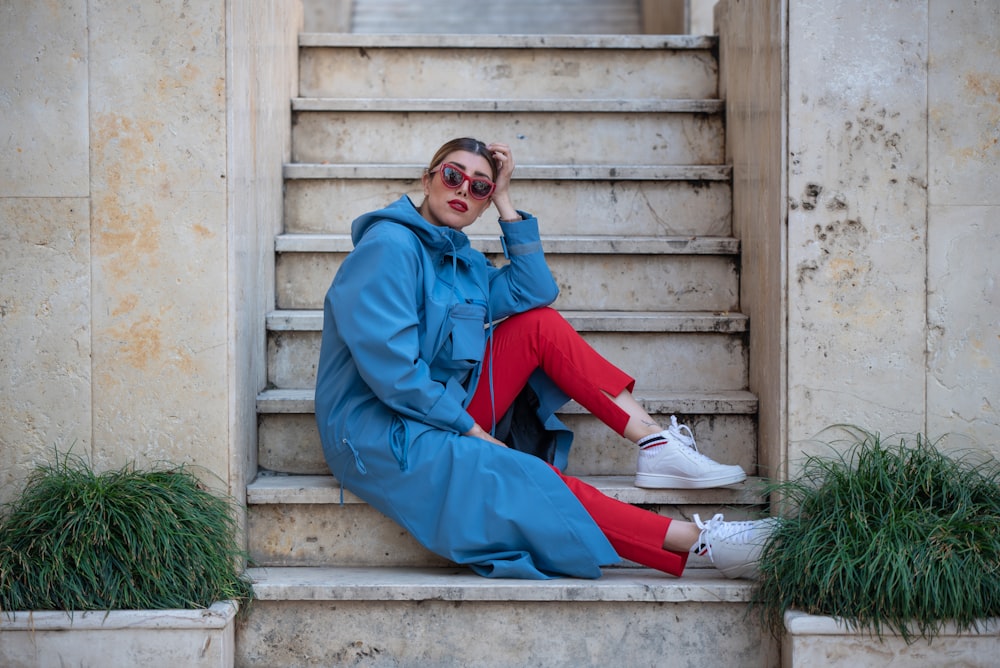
[315,137,776,580]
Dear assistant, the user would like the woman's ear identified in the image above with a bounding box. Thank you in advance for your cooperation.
[421,170,431,196]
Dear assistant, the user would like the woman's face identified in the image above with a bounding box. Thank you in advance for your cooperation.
[420,150,494,231]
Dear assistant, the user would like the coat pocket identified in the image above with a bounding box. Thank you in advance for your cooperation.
[448,301,487,363]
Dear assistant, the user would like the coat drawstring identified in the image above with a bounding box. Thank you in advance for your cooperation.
[487,303,498,437]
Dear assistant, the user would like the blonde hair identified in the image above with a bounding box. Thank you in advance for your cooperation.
[426,137,498,180]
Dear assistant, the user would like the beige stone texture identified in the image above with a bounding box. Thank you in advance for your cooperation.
[226,1,302,500]
[87,0,230,476]
[783,611,1000,668]
[0,601,237,668]
[927,205,1000,455]
[0,0,299,502]
[720,0,1000,472]
[785,1,930,467]
[926,1,1000,457]
[716,0,786,477]
[0,0,89,197]
[0,199,92,505]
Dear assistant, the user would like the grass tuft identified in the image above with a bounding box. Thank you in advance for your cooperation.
[752,428,1000,642]
[0,451,253,614]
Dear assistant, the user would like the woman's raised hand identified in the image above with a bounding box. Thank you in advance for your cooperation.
[487,142,520,222]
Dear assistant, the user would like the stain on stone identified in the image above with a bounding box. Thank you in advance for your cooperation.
[112,294,140,318]
[796,260,818,286]
[801,183,822,210]
[108,314,163,370]
[552,60,580,78]
[92,113,164,280]
[826,193,848,211]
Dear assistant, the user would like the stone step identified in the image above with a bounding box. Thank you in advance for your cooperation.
[347,0,642,34]
[266,308,748,332]
[274,237,740,312]
[282,167,733,237]
[294,98,726,114]
[239,566,775,667]
[275,233,739,255]
[298,33,718,100]
[291,109,724,166]
[246,475,767,568]
[257,388,759,476]
[268,326,746,392]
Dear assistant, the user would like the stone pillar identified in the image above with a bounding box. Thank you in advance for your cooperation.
[0,0,300,504]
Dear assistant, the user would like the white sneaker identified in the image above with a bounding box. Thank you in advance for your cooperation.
[634,416,747,489]
[691,513,779,579]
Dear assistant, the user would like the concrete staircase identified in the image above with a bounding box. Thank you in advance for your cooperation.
[238,30,774,667]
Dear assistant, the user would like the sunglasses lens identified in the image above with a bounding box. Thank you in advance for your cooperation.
[440,166,464,188]
[436,163,494,199]
[470,180,493,198]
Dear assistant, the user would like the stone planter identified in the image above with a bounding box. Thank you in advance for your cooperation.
[0,600,237,668]
[783,610,1000,668]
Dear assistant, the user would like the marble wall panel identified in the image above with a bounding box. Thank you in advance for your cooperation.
[786,0,929,464]
[928,0,1000,207]
[716,0,785,476]
[0,199,91,507]
[927,205,1000,459]
[926,2,1000,458]
[0,0,89,197]
[87,0,230,476]
[227,1,302,498]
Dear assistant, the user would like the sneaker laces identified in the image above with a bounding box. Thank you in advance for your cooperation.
[665,417,724,466]
[666,415,696,447]
[691,513,758,560]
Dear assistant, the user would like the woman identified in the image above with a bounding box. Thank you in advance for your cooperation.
[315,137,775,580]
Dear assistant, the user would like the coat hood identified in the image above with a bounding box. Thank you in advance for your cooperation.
[351,195,473,263]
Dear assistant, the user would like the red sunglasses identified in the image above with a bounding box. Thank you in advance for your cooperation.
[430,163,496,200]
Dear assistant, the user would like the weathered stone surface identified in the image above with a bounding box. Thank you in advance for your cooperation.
[0,0,89,197]
[0,602,237,668]
[284,178,734,238]
[783,611,1000,668]
[0,198,91,506]
[238,574,774,667]
[785,0,929,465]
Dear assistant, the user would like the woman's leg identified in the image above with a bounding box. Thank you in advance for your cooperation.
[551,466,689,576]
[465,310,684,574]
[468,307,661,439]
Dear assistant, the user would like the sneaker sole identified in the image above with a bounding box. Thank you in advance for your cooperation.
[633,470,747,489]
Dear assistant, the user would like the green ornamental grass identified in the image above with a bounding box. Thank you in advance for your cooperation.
[752,429,1000,642]
[0,451,253,614]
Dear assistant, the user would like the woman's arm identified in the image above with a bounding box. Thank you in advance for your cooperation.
[484,142,560,318]
[330,223,474,435]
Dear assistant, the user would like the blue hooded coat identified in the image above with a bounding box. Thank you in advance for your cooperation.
[315,196,620,579]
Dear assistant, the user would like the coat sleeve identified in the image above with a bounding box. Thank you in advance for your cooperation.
[329,224,475,435]
[487,212,560,320]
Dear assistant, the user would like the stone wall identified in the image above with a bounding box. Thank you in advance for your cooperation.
[0,0,300,505]
[720,0,1000,473]
[716,0,787,479]
[2,0,997,508]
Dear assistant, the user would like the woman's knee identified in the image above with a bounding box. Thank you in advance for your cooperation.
[502,306,568,332]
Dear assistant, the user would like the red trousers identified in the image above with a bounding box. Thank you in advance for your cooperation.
[467,307,689,576]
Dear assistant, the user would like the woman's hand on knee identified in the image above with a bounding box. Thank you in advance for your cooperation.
[465,423,509,448]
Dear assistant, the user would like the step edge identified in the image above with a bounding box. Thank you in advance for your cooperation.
[283,163,732,181]
[274,233,740,255]
[292,98,724,113]
[246,473,768,506]
[266,309,749,333]
[257,389,760,415]
[246,565,752,603]
[298,33,718,50]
